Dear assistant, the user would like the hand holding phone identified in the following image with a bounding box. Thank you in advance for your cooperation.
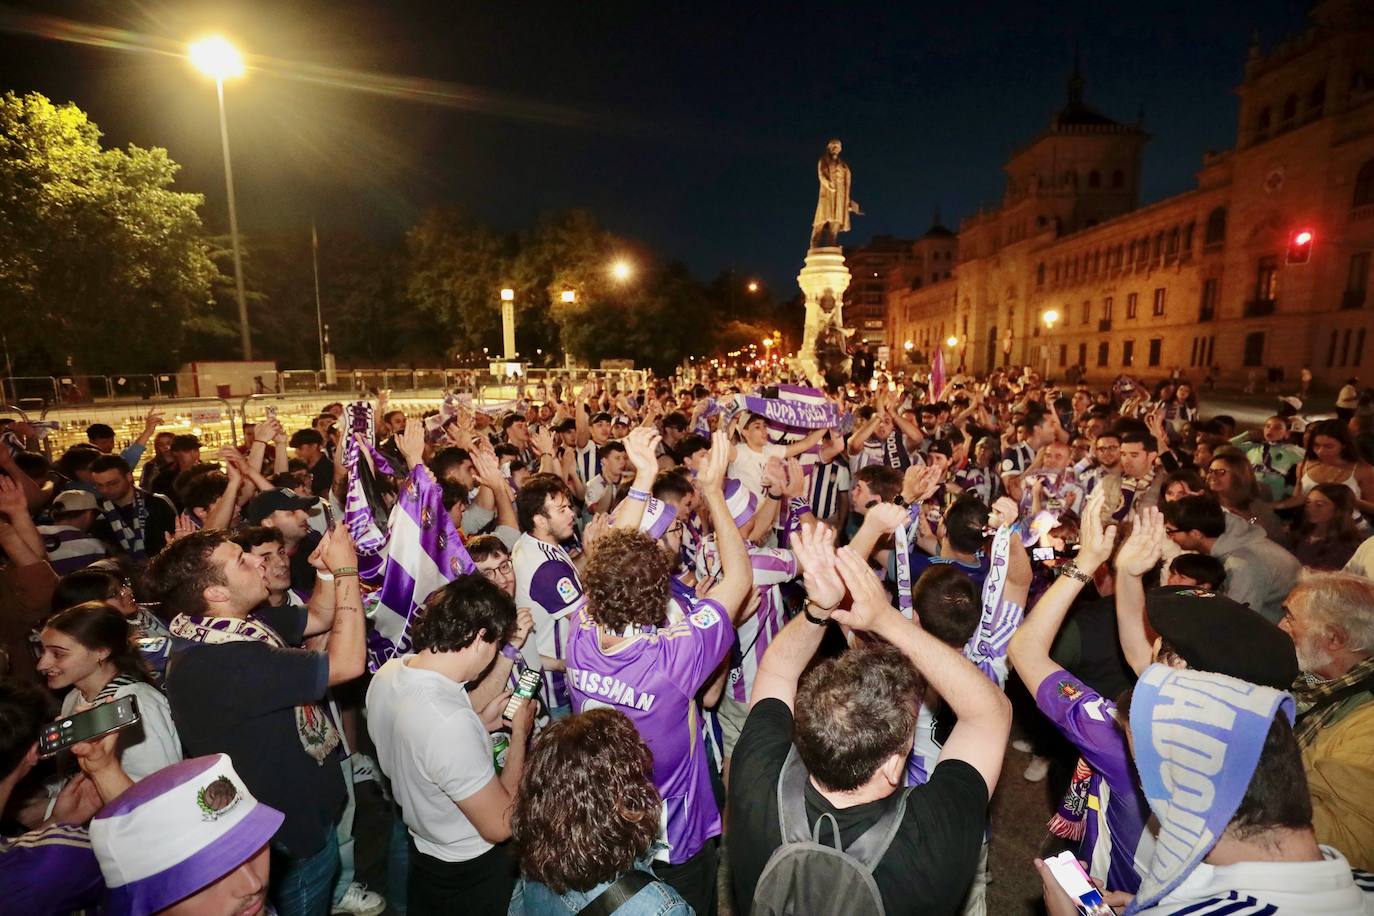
[1041,852,1114,915]
[39,696,141,758]
[503,667,541,721]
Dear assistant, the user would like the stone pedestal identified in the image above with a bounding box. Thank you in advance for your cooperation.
[794,246,852,387]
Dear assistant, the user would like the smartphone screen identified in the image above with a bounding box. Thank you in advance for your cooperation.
[1032,546,1056,562]
[39,696,141,757]
[321,501,335,529]
[503,667,541,720]
[1044,852,1110,915]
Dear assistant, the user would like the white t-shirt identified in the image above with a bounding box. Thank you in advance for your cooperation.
[366,656,496,863]
[729,442,786,496]
[60,679,181,783]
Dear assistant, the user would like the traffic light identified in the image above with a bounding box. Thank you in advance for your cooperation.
[1286,228,1314,265]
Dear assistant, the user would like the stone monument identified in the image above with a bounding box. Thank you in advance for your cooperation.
[797,139,862,387]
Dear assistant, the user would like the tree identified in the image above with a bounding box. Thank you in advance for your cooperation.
[0,92,223,374]
[405,207,514,358]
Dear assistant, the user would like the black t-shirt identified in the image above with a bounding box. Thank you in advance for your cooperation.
[727,698,990,916]
[289,530,324,597]
[165,604,345,858]
[309,457,334,498]
[1049,595,1136,701]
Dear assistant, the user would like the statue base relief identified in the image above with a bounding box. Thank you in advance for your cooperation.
[793,246,853,388]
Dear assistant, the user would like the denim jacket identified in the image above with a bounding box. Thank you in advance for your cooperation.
[509,863,691,916]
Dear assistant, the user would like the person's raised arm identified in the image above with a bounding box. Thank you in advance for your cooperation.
[120,409,164,468]
[818,429,846,463]
[244,422,279,493]
[0,474,46,562]
[887,405,925,448]
[834,545,1011,794]
[272,421,289,475]
[471,449,519,532]
[783,428,826,459]
[847,501,908,563]
[202,455,244,531]
[847,414,880,455]
[396,418,426,472]
[574,381,594,450]
[0,447,45,513]
[456,697,535,844]
[320,524,366,686]
[698,431,752,617]
[1008,491,1117,697]
[750,522,845,709]
[613,426,661,532]
[468,608,533,711]
[1113,506,1166,674]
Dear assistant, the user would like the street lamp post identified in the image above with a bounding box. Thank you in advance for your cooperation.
[500,288,516,360]
[190,37,251,361]
[1041,309,1060,382]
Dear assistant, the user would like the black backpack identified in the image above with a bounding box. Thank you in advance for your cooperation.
[752,748,913,916]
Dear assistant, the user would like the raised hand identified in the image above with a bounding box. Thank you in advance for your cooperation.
[622,426,661,477]
[530,425,556,457]
[141,409,165,436]
[1076,490,1118,571]
[0,474,28,520]
[166,513,196,545]
[1115,506,1166,578]
[988,496,1019,530]
[397,417,426,469]
[791,522,845,611]
[470,449,507,493]
[862,500,909,536]
[511,608,534,649]
[902,463,942,506]
[696,431,731,493]
[782,457,807,499]
[831,546,895,633]
[321,522,358,572]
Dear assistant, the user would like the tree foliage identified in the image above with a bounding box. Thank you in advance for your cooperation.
[0,91,223,373]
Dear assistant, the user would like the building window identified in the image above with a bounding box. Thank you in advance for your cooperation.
[1148,338,1162,367]
[1088,170,1101,188]
[1307,81,1325,120]
[1097,341,1109,367]
[1182,222,1195,253]
[1328,330,1339,368]
[1152,233,1164,260]
[1138,236,1150,264]
[1355,160,1374,209]
[1280,94,1298,129]
[1059,344,1067,366]
[1357,328,1367,367]
[1206,335,1215,366]
[1255,106,1271,141]
[1126,292,1138,319]
[1345,251,1370,309]
[1166,227,1180,260]
[1152,288,1166,317]
[1077,342,1087,368]
[1104,296,1114,320]
[1036,262,1045,287]
[1342,329,1353,367]
[1081,300,1091,325]
[1204,207,1227,247]
[1255,256,1279,303]
[1122,339,1134,367]
[1112,169,1124,189]
[1200,278,1219,321]
[1243,331,1265,367]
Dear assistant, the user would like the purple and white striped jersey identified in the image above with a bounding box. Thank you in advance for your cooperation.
[512,532,585,709]
[727,548,797,704]
[565,595,734,865]
[810,459,850,522]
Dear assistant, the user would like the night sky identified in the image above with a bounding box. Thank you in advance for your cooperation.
[1,0,1312,291]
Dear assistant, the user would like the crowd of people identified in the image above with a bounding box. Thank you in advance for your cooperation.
[1,363,1373,915]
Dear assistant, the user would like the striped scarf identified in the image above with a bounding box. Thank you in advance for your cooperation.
[99,489,148,558]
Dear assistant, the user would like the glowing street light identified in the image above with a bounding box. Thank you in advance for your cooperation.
[189,35,251,360]
[904,340,914,351]
[610,259,633,282]
[945,336,959,348]
[560,289,576,303]
[747,281,760,293]
[498,288,516,359]
[1042,309,1060,330]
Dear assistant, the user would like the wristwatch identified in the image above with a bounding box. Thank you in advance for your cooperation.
[1058,562,1093,584]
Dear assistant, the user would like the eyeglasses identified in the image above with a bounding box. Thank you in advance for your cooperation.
[477,560,513,581]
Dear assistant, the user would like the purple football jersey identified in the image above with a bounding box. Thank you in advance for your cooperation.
[565,595,734,865]
[1036,670,1153,893]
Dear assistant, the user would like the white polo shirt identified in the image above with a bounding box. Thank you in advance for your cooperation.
[366,656,495,863]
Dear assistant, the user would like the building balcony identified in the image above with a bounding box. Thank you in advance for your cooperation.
[1342,290,1367,311]
[1243,298,1277,318]
[1098,318,1113,332]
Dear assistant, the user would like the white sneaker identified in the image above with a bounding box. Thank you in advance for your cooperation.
[350,753,379,784]
[333,883,386,916]
[1011,738,1034,754]
[1023,755,1051,783]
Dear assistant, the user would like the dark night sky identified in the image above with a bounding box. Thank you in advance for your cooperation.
[0,1,1313,291]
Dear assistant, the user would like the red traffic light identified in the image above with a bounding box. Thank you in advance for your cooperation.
[1287,228,1314,264]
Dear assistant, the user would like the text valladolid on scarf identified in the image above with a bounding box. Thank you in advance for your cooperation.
[169,614,341,765]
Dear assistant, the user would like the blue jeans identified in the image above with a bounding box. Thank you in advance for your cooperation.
[332,756,358,906]
[272,831,340,916]
[387,815,410,916]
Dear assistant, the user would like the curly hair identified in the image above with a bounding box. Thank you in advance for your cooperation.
[584,529,671,632]
[793,643,922,792]
[512,708,661,893]
[411,574,515,653]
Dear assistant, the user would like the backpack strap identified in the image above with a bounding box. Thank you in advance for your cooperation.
[575,869,655,916]
[775,746,914,871]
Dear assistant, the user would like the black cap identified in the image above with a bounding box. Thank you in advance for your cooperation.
[590,411,613,425]
[170,434,201,452]
[1146,586,1299,690]
[244,488,320,524]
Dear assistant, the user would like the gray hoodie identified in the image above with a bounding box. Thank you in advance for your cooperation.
[1209,512,1302,624]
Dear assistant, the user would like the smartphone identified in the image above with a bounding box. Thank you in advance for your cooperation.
[321,501,335,529]
[1032,546,1056,562]
[39,696,141,758]
[1043,851,1113,915]
[266,406,277,422]
[503,667,541,720]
